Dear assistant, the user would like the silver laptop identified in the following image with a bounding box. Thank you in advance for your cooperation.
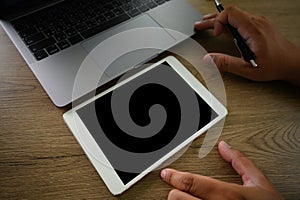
[0,0,202,107]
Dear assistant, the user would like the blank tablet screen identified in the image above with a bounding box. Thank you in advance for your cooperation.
[76,62,217,185]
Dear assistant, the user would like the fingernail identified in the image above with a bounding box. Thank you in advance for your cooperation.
[203,14,211,19]
[160,169,167,180]
[194,21,202,25]
[203,54,215,64]
[220,141,231,149]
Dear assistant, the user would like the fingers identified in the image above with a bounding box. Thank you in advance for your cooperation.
[218,141,277,192]
[194,20,215,31]
[194,13,224,35]
[167,189,201,200]
[218,141,257,186]
[160,168,227,199]
[216,6,260,39]
[203,53,260,80]
[195,6,259,39]
[160,142,283,200]
[194,13,218,31]
[203,13,218,20]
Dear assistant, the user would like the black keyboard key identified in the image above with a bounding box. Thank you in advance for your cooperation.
[139,5,150,12]
[113,8,125,15]
[24,32,45,45]
[68,34,83,45]
[122,3,134,11]
[57,40,70,50]
[34,49,48,61]
[46,44,60,55]
[19,28,37,38]
[75,24,88,32]
[44,28,56,37]
[54,24,67,33]
[147,2,158,8]
[13,23,28,32]
[104,11,116,20]
[54,32,67,41]
[65,27,77,37]
[29,37,56,52]
[128,9,141,17]
[104,3,114,11]
[13,0,168,60]
[64,19,75,28]
[36,24,48,31]
[155,0,166,5]
[95,15,106,24]
[130,0,143,7]
[111,1,122,7]
[85,20,97,28]
[81,14,130,39]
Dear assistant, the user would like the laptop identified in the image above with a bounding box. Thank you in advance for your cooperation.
[0,0,203,107]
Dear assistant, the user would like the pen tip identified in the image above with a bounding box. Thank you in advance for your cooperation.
[250,60,258,68]
[214,0,220,5]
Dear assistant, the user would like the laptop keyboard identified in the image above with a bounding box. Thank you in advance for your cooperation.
[11,0,170,61]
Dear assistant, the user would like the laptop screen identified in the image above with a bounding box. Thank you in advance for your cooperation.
[0,0,60,19]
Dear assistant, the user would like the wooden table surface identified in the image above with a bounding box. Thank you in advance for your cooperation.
[1,0,299,199]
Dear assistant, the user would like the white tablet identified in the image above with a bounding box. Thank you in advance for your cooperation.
[63,56,227,195]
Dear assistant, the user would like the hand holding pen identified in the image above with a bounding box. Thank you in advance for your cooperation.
[194,4,300,85]
[214,0,257,68]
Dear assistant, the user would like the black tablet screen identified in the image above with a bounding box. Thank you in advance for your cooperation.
[76,62,217,185]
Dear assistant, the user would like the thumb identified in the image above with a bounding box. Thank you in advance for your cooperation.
[204,53,254,79]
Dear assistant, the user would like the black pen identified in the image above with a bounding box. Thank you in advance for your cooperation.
[214,0,258,67]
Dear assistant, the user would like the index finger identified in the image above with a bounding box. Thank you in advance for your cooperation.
[218,141,276,191]
[214,6,260,39]
[161,168,228,199]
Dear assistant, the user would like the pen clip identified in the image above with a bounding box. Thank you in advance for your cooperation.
[233,38,243,57]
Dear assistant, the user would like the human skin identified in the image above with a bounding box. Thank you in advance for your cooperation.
[195,6,300,87]
[160,141,283,200]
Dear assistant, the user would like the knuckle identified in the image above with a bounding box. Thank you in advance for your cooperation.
[248,15,270,36]
[252,16,264,26]
[231,150,249,169]
[180,174,197,193]
[257,15,267,20]
[164,171,172,183]
[231,149,247,161]
[225,5,237,12]
[249,15,257,22]
[216,56,230,72]
[248,16,263,33]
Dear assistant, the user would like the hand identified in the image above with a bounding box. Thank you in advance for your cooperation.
[194,6,300,86]
[160,141,283,200]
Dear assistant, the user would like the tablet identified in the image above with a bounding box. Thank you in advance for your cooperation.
[63,56,227,195]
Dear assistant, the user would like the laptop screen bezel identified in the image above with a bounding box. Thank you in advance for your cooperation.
[0,0,62,20]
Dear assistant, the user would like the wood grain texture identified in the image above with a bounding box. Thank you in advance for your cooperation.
[1,0,300,199]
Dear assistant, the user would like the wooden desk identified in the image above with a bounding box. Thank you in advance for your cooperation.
[1,0,299,199]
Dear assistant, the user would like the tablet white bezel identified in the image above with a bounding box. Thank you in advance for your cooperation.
[63,56,227,195]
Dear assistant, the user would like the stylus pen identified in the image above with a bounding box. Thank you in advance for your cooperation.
[214,0,258,68]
